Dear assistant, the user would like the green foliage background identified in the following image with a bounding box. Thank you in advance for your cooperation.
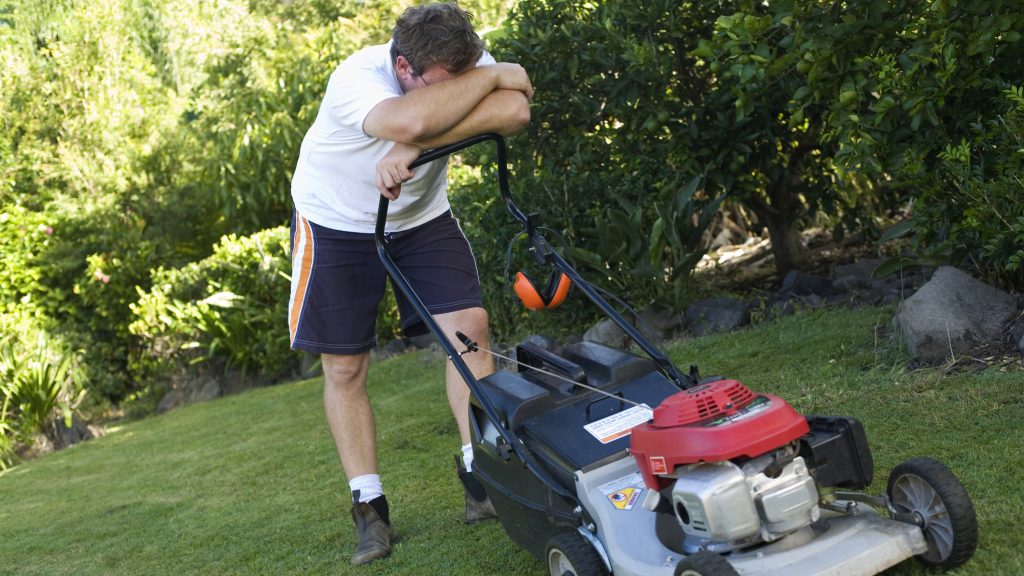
[1,0,1021,465]
[0,0,514,458]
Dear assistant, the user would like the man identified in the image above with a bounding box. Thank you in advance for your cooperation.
[287,2,533,566]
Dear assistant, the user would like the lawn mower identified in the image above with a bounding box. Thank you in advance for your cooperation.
[374,134,978,576]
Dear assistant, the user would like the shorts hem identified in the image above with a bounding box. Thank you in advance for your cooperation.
[290,338,376,355]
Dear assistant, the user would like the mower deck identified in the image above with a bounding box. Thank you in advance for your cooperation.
[576,455,929,576]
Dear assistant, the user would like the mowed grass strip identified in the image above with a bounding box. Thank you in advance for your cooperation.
[1,306,1021,575]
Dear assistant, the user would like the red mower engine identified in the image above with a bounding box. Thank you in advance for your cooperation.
[631,380,820,552]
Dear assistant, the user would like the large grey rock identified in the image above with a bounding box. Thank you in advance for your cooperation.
[44,413,94,450]
[637,308,685,341]
[189,375,222,404]
[157,387,186,414]
[1011,318,1024,357]
[583,319,628,348]
[685,297,750,336]
[374,337,408,360]
[157,373,223,413]
[406,333,437,350]
[894,266,1019,362]
[781,270,834,297]
[832,258,884,292]
[522,334,556,350]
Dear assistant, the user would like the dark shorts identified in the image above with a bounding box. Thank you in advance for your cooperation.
[288,210,483,355]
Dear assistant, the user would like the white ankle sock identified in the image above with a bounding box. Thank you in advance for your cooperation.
[461,443,474,472]
[349,474,383,503]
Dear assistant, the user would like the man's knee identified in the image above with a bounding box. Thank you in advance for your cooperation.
[462,307,489,329]
[448,307,490,338]
[323,354,370,391]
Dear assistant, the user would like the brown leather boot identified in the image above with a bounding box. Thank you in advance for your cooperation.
[350,494,398,565]
[456,455,498,524]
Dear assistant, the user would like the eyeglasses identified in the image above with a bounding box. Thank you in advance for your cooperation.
[411,68,434,87]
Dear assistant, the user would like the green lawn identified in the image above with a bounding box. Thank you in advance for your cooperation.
[1,306,1021,575]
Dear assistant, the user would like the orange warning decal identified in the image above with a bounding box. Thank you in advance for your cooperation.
[650,456,668,475]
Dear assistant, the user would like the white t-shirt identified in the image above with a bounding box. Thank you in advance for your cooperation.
[291,41,495,233]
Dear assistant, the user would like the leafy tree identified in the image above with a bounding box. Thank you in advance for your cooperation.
[908,87,1024,289]
[494,0,872,287]
[497,0,1024,288]
[703,0,1024,284]
[693,6,852,274]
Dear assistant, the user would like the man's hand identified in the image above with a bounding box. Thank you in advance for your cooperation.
[490,62,534,100]
[376,142,423,200]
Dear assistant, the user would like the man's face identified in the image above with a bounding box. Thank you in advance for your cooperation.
[396,55,459,93]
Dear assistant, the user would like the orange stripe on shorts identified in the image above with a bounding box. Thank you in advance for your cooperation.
[289,215,315,344]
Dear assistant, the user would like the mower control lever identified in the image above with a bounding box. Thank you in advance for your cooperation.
[455,331,479,355]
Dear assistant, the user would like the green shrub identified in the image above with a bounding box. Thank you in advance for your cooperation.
[0,312,85,469]
[130,226,300,385]
[889,87,1024,289]
[0,0,252,401]
[0,205,52,315]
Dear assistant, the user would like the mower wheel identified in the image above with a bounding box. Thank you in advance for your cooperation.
[887,457,978,570]
[545,532,608,576]
[674,551,739,576]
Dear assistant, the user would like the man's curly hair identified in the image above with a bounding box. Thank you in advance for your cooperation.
[390,3,484,75]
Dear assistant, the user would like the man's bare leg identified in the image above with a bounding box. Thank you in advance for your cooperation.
[322,352,377,478]
[322,352,396,565]
[435,306,498,523]
[435,307,495,444]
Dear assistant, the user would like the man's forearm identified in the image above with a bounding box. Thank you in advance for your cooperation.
[364,67,500,144]
[413,90,530,149]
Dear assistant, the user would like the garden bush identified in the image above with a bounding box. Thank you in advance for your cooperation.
[0,310,85,469]
[129,227,301,387]
[0,206,53,316]
[7,0,1019,421]
[897,87,1024,289]
[495,0,1024,288]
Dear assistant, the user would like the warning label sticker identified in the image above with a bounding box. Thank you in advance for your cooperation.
[583,404,653,444]
[600,471,645,511]
[649,456,668,475]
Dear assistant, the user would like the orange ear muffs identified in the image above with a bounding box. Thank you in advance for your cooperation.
[513,270,572,310]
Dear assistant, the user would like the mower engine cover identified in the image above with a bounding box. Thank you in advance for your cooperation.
[630,379,810,490]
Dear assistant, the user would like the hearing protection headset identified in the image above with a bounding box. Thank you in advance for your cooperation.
[505,229,572,310]
[513,269,572,310]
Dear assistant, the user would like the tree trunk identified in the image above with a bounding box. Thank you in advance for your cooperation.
[747,181,808,278]
[762,213,807,277]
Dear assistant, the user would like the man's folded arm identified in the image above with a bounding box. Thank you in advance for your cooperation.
[363,63,532,146]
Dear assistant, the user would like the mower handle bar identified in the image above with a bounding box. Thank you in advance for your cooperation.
[375,133,529,238]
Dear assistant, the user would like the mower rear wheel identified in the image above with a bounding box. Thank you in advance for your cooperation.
[545,532,608,576]
[674,551,739,576]
[887,457,978,569]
